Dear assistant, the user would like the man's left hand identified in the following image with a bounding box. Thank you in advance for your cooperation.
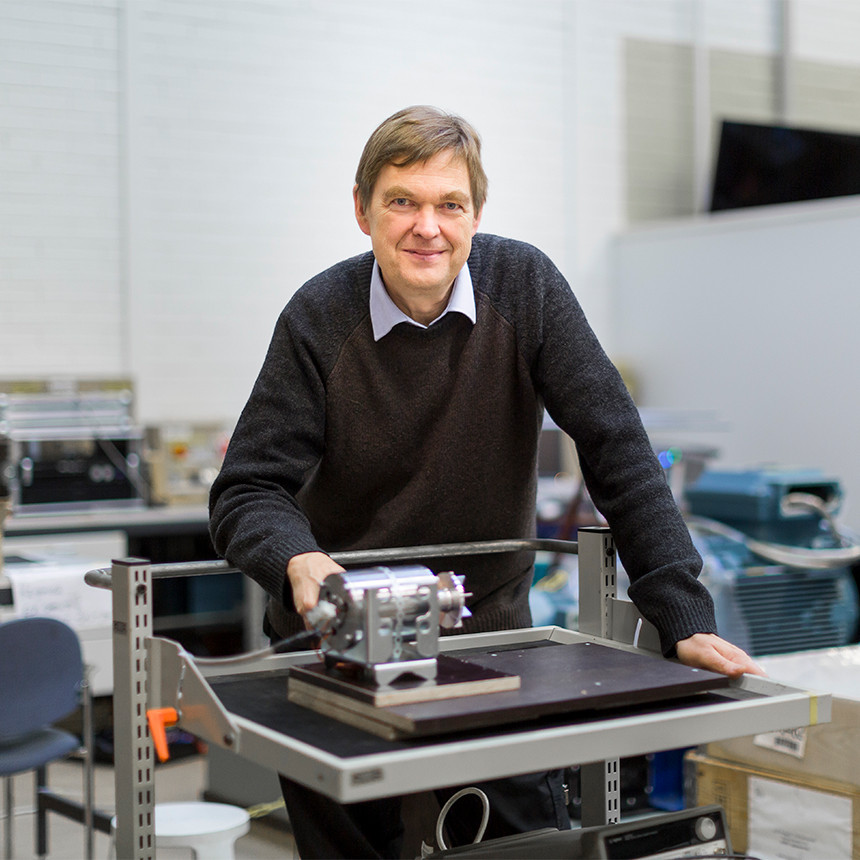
[675,632,766,678]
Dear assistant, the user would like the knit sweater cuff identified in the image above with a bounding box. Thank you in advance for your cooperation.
[627,569,718,656]
[237,533,320,612]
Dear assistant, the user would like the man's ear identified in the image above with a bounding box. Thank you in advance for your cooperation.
[353,185,371,236]
[471,207,483,236]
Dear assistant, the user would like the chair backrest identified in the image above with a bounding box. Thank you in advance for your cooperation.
[0,617,84,742]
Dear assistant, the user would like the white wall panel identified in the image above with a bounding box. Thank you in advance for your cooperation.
[794,0,860,66]
[0,0,122,376]
[702,0,777,54]
[612,198,860,529]
[570,0,779,347]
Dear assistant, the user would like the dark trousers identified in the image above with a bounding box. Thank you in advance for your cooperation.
[279,769,570,859]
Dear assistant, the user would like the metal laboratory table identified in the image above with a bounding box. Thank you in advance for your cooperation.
[4,505,210,539]
[87,529,830,860]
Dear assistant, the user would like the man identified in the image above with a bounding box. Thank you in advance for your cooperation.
[210,105,761,859]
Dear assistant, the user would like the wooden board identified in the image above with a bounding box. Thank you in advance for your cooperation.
[289,654,520,707]
[286,641,732,740]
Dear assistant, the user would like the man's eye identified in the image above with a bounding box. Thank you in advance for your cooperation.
[443,202,462,211]
[392,198,409,207]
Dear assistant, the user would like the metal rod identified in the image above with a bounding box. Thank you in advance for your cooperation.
[82,673,94,859]
[85,539,578,589]
[36,793,112,834]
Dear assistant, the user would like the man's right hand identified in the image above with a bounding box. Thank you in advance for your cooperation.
[286,551,346,621]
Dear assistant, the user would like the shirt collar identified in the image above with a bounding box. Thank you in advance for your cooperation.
[369,260,476,342]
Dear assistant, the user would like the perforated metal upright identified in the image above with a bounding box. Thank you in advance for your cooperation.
[577,527,621,826]
[577,526,617,641]
[111,559,155,860]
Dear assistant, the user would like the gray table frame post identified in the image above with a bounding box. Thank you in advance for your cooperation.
[577,526,622,826]
[111,558,156,860]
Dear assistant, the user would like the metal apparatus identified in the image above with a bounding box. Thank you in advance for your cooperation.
[0,379,145,514]
[85,533,831,860]
[307,565,471,685]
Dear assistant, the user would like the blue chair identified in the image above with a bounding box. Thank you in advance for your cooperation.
[0,617,95,859]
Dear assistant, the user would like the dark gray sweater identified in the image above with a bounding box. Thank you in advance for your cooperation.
[209,234,717,653]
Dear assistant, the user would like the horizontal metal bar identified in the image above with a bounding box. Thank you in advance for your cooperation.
[331,538,578,565]
[37,790,113,835]
[84,538,578,590]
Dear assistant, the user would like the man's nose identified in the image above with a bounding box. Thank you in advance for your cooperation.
[412,205,440,237]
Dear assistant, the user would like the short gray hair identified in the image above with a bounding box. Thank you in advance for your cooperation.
[355,106,488,214]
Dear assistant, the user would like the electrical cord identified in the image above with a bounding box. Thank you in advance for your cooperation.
[781,491,860,548]
[687,510,860,570]
[191,629,320,666]
[434,787,490,853]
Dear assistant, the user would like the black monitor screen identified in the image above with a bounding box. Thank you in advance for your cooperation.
[710,120,860,211]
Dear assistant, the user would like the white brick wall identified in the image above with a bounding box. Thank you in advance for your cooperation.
[3,0,860,423]
[0,0,123,376]
[120,0,571,422]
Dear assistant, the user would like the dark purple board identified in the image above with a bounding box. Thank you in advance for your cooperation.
[287,641,731,738]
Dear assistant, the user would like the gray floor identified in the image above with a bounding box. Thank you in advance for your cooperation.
[3,754,297,859]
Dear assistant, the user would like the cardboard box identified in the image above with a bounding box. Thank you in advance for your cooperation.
[703,647,860,790]
[687,750,860,860]
[704,697,860,789]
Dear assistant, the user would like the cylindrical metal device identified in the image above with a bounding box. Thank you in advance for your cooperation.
[312,565,470,685]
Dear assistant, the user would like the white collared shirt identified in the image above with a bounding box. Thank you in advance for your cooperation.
[369,260,476,342]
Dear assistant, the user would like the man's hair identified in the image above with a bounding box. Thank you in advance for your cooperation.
[355,106,488,215]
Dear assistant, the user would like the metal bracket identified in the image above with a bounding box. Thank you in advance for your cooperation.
[148,636,240,752]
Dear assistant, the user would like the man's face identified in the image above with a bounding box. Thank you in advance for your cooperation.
[354,150,482,319]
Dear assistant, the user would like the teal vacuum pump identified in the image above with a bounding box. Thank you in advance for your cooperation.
[685,468,860,656]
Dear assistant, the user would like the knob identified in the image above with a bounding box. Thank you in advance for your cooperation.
[695,816,718,842]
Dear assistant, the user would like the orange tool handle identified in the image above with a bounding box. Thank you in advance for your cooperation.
[146,707,179,763]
